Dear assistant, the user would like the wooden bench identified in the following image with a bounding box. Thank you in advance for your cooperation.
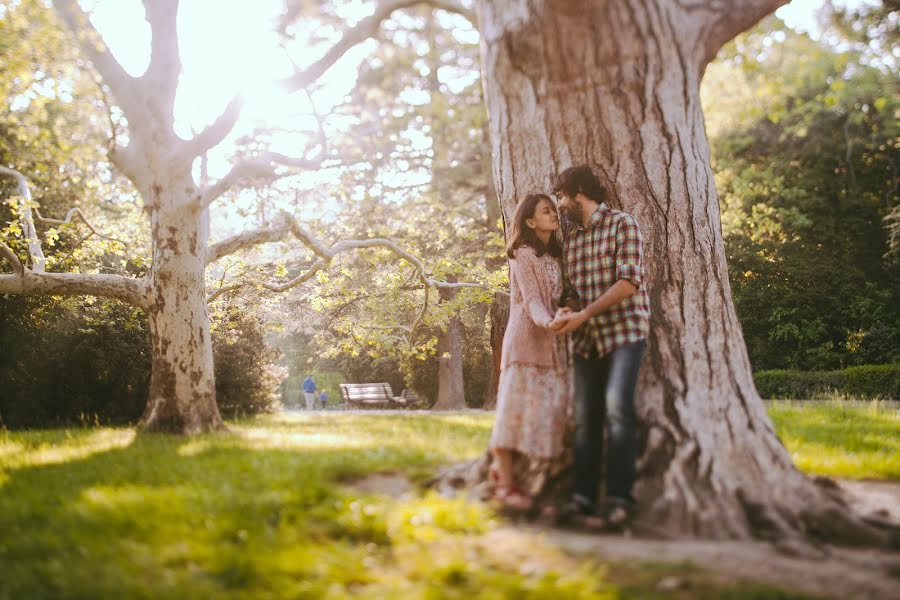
[339,383,422,409]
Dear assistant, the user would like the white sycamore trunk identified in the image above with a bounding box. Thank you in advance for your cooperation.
[141,178,222,433]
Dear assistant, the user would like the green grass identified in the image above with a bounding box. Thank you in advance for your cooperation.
[0,405,878,599]
[766,400,900,479]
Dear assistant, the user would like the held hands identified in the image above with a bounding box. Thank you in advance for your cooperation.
[548,307,586,335]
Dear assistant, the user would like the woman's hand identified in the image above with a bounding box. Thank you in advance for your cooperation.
[550,309,587,335]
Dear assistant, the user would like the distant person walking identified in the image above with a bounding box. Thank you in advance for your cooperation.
[318,390,329,409]
[302,376,318,410]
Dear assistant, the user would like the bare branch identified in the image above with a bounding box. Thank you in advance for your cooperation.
[199,152,327,208]
[34,206,130,256]
[281,0,476,93]
[206,283,241,304]
[0,272,148,308]
[207,211,495,296]
[689,0,790,67]
[207,218,291,265]
[52,0,141,121]
[0,241,23,275]
[0,166,45,273]
[179,95,244,161]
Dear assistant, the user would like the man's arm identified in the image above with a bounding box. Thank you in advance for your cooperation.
[550,215,644,335]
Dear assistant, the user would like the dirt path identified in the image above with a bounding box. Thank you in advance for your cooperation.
[351,472,900,599]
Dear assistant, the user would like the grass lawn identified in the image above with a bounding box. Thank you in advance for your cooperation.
[767,400,900,480]
[2,402,894,599]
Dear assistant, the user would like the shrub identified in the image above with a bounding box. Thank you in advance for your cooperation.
[754,364,899,400]
[212,310,285,418]
[0,296,150,428]
[842,364,900,399]
[0,297,285,428]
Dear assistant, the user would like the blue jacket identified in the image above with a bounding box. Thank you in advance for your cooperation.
[302,377,317,393]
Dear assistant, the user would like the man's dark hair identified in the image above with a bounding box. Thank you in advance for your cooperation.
[554,165,608,203]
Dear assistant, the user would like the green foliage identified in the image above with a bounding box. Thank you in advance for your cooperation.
[212,310,285,418]
[843,364,900,399]
[703,13,900,371]
[0,295,151,428]
[0,298,284,428]
[257,11,503,405]
[754,364,900,400]
[767,400,900,479]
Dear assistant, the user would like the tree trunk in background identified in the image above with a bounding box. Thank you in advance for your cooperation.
[141,176,224,433]
[433,312,467,410]
[482,291,509,410]
[471,0,892,547]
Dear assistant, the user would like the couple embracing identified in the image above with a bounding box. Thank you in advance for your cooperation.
[488,165,651,529]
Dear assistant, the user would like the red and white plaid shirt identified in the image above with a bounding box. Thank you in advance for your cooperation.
[563,203,650,358]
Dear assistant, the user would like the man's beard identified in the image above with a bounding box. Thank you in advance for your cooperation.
[561,202,583,223]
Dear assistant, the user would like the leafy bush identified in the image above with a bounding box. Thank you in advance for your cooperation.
[0,297,284,428]
[754,364,899,399]
[0,296,150,428]
[212,310,284,418]
[843,364,900,399]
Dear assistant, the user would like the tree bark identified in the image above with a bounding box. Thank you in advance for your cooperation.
[432,311,467,410]
[140,177,224,433]
[482,291,509,410]
[473,0,893,547]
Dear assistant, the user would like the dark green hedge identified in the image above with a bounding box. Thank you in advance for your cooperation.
[754,364,900,399]
[0,296,281,428]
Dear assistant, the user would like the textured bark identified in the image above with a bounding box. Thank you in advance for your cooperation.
[482,291,509,410]
[432,312,467,410]
[140,178,223,433]
[472,0,895,547]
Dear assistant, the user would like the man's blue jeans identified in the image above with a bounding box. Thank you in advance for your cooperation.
[572,340,646,505]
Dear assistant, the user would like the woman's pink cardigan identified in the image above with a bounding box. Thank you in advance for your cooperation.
[500,246,564,370]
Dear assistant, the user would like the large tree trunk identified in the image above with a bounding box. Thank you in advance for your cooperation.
[471,0,893,547]
[140,180,224,433]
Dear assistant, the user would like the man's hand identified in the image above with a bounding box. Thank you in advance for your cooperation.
[548,307,571,331]
[550,309,588,335]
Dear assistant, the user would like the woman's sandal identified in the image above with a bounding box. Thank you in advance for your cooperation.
[494,485,533,512]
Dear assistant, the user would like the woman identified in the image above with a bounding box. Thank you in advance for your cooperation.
[488,193,572,511]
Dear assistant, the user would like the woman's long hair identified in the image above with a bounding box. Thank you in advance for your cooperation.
[506,193,563,259]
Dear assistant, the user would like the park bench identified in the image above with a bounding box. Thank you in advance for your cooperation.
[339,383,423,409]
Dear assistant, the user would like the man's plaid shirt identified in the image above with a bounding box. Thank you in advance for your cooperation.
[562,203,650,358]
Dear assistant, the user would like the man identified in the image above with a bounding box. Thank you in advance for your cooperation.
[302,375,318,410]
[548,165,650,528]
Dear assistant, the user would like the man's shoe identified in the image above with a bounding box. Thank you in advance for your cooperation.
[555,493,598,525]
[580,496,635,531]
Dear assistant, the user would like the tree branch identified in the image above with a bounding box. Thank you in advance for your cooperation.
[52,0,142,121]
[690,0,790,67]
[141,0,180,130]
[0,166,45,273]
[199,152,327,208]
[0,241,23,275]
[205,212,496,303]
[281,0,476,93]
[0,272,149,308]
[33,206,130,256]
[178,95,244,161]
[207,218,291,265]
